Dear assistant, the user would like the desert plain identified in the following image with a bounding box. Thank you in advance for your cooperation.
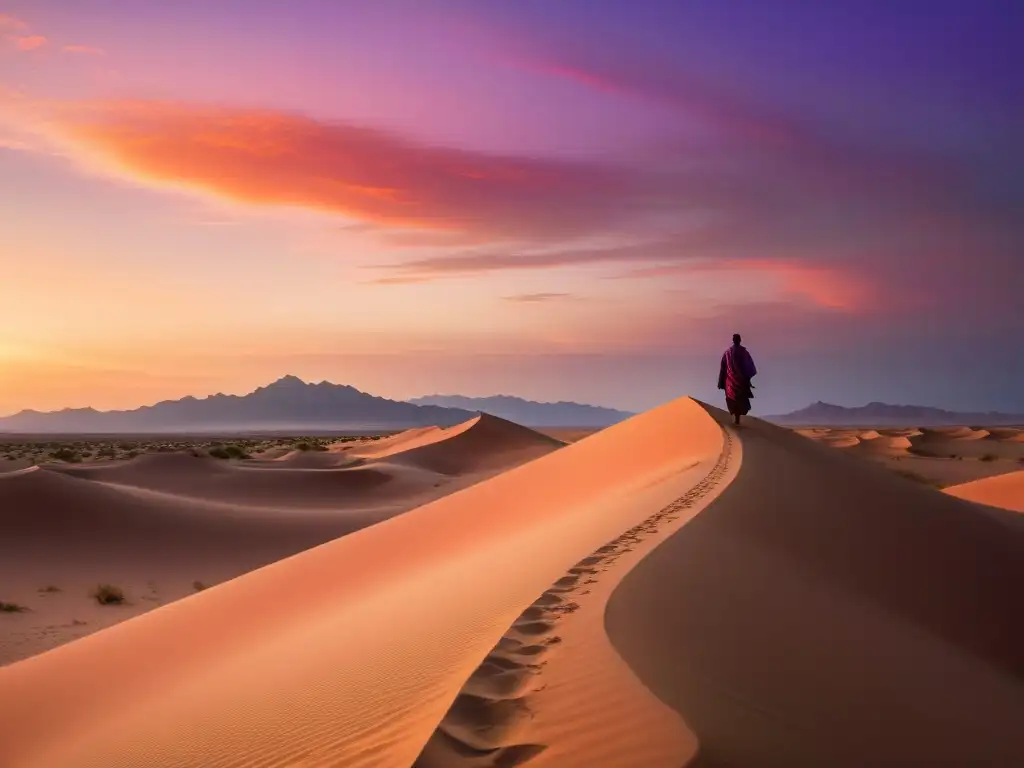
[2,403,1023,767]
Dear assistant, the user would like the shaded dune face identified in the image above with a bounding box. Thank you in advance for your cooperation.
[48,452,410,507]
[607,412,1024,767]
[0,465,376,574]
[365,414,566,475]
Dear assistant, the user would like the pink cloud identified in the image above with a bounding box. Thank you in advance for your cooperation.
[13,35,46,51]
[63,44,105,55]
[615,259,874,313]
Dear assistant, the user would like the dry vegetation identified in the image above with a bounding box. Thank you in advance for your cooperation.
[0,433,387,468]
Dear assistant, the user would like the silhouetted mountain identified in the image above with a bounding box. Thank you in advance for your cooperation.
[767,401,1024,426]
[0,376,477,433]
[407,394,633,427]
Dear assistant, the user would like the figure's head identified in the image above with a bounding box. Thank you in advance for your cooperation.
[732,333,742,345]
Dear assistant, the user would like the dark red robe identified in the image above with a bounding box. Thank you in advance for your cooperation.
[718,344,757,416]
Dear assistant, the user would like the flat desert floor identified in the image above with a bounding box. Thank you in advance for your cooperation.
[2,403,1023,767]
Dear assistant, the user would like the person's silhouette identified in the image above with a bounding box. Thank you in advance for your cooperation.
[717,333,757,425]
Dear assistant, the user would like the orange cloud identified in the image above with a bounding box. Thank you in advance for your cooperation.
[14,35,46,50]
[502,292,574,303]
[620,259,872,313]
[63,44,105,55]
[46,100,645,241]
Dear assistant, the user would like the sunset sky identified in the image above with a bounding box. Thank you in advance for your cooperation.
[1,0,1021,416]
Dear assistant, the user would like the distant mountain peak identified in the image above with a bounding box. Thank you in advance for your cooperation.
[266,374,308,388]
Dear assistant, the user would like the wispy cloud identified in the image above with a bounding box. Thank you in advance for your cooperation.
[611,259,872,312]
[502,292,574,303]
[62,44,104,55]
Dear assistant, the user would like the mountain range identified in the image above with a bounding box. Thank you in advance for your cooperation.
[407,394,633,428]
[0,377,631,433]
[767,401,1024,426]
[0,376,475,434]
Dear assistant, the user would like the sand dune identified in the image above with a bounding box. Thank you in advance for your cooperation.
[607,411,1024,766]
[798,424,1024,487]
[3,402,1023,766]
[0,464,392,665]
[362,413,564,475]
[945,470,1024,513]
[0,398,722,768]
[1,417,562,667]
[48,450,427,507]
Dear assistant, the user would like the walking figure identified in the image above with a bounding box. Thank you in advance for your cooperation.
[718,333,757,426]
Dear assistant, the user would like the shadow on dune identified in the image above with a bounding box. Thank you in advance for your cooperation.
[607,407,1024,767]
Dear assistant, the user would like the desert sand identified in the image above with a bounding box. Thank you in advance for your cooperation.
[2,402,1023,767]
[795,424,1024,488]
[945,469,1024,513]
[0,415,561,666]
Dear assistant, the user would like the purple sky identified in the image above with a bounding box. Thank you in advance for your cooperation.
[1,0,1021,415]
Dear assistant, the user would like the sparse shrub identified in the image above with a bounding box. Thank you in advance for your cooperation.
[979,453,997,462]
[50,447,81,463]
[192,580,207,591]
[208,444,249,459]
[38,585,61,594]
[156,445,175,452]
[295,441,313,451]
[91,584,126,605]
[0,601,28,613]
[96,445,117,458]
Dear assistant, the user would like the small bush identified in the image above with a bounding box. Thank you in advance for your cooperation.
[50,447,81,463]
[0,601,28,613]
[192,580,207,591]
[91,584,126,605]
[208,447,230,459]
[38,585,61,594]
[979,453,997,462]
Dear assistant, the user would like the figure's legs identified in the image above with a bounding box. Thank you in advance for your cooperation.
[733,413,741,426]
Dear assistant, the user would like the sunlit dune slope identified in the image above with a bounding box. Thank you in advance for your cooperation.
[945,470,1024,513]
[0,397,723,768]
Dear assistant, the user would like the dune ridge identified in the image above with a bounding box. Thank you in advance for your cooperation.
[0,397,723,768]
[607,409,1024,766]
[416,426,739,767]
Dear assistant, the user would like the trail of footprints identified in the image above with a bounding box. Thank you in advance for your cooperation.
[415,428,734,767]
